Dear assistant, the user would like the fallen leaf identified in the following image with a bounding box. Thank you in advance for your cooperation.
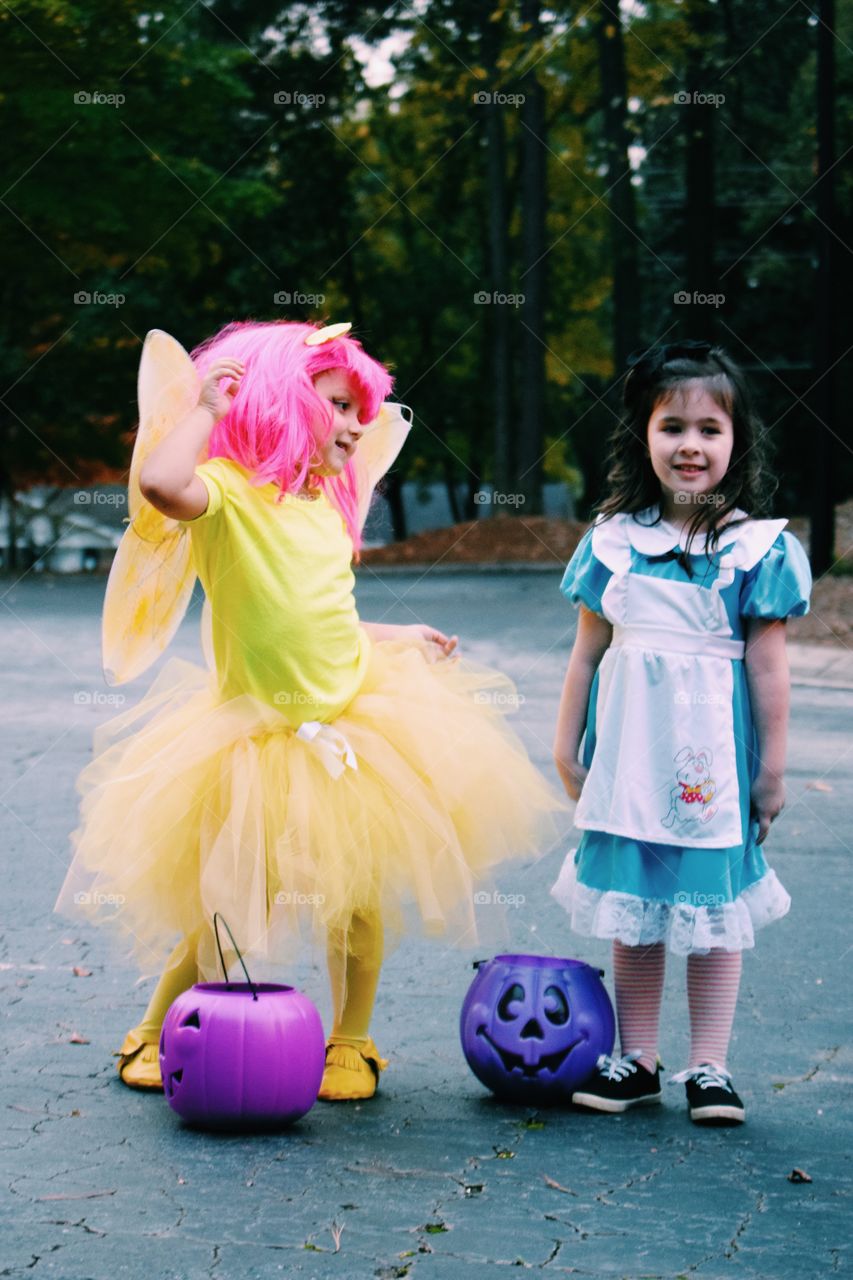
[787,1168,812,1183]
[68,1033,90,1045]
[72,967,92,978]
[806,780,833,792]
[544,1174,579,1196]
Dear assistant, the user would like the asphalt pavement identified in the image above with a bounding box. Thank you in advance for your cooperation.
[1,570,850,1280]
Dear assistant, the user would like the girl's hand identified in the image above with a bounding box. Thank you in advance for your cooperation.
[750,771,785,845]
[198,359,245,423]
[407,624,459,657]
[556,758,588,802]
[361,622,459,656]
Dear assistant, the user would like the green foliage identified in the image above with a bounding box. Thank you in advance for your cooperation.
[0,0,849,517]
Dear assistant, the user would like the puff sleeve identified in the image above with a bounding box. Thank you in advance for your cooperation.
[739,530,812,619]
[560,528,614,615]
[183,458,235,524]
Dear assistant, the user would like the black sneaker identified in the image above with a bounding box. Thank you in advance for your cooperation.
[671,1064,745,1125]
[572,1052,662,1113]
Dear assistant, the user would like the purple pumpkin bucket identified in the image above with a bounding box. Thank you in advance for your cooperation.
[460,954,615,1104]
[159,915,325,1129]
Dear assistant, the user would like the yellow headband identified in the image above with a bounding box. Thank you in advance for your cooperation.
[305,322,352,346]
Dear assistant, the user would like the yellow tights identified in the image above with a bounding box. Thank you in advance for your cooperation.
[134,930,201,1042]
[131,912,384,1045]
[326,910,384,1044]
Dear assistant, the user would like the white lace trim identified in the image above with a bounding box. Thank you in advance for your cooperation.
[550,854,790,955]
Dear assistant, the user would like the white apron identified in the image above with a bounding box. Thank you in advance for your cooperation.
[572,511,786,850]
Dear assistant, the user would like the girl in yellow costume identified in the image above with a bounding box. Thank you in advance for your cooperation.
[57,320,563,1101]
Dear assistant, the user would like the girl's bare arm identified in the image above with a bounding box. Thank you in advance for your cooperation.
[554,605,613,799]
[139,358,244,521]
[744,617,790,843]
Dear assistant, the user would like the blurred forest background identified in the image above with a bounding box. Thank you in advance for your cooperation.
[0,0,850,566]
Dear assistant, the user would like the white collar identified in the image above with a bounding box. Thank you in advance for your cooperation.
[621,506,750,556]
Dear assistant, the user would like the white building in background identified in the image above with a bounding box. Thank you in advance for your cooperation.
[2,479,575,571]
[0,485,126,574]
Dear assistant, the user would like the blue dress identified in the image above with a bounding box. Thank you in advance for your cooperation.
[550,506,812,955]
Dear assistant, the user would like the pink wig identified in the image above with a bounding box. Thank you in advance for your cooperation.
[191,320,394,549]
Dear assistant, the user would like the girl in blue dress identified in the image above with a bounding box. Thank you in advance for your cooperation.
[551,340,811,1124]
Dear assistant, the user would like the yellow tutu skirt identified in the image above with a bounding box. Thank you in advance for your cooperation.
[58,640,565,976]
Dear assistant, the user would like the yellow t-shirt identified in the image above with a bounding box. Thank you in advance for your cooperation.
[185,458,370,724]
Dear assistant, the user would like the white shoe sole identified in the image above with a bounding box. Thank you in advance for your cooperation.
[690,1104,745,1123]
[571,1091,662,1113]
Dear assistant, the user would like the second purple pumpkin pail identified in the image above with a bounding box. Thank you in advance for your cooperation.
[460,954,615,1104]
[159,916,325,1129]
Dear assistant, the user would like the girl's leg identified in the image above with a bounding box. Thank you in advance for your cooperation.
[320,910,387,1101]
[572,939,666,1111]
[612,939,667,1072]
[118,931,200,1090]
[686,949,743,1070]
[326,910,384,1042]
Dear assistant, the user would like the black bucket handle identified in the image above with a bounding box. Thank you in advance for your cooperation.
[213,913,259,1002]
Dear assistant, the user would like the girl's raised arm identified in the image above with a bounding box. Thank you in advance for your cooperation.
[139,359,244,521]
[554,605,613,800]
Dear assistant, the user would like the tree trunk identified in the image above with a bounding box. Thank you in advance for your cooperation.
[518,0,546,516]
[382,469,407,543]
[0,465,18,573]
[811,0,836,572]
[595,0,641,374]
[684,0,718,336]
[481,6,512,508]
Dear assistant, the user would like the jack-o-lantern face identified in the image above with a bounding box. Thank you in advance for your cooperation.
[460,955,616,1104]
[478,977,582,1077]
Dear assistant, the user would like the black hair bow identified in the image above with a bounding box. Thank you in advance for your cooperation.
[626,339,713,370]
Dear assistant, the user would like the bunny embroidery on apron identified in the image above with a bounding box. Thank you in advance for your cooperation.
[572,509,787,850]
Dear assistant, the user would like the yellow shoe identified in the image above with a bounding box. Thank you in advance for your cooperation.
[116,1029,163,1091]
[317,1036,388,1102]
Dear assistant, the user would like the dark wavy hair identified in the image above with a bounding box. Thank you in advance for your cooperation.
[597,340,776,557]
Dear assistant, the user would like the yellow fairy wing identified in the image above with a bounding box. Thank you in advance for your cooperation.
[354,402,412,533]
[102,330,201,686]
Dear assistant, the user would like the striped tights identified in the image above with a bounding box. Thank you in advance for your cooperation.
[612,940,743,1072]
